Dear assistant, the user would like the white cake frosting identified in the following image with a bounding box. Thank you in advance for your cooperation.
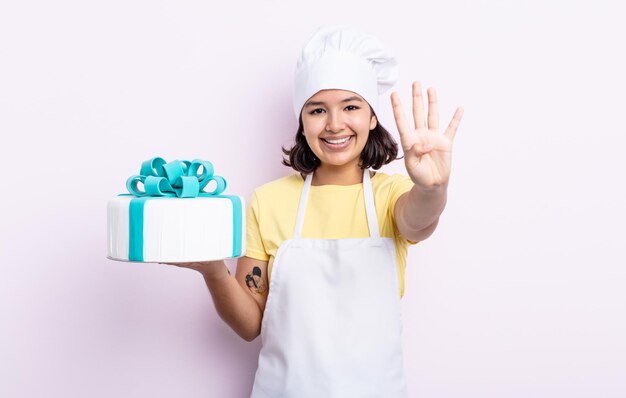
[107,195,246,263]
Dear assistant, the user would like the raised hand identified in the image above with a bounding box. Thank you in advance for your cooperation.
[391,81,464,190]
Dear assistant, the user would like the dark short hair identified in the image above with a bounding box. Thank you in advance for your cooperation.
[281,112,400,174]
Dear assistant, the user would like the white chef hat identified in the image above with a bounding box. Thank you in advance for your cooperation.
[293,24,398,120]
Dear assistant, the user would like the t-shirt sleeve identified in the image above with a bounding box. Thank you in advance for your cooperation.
[388,174,419,246]
[245,190,271,261]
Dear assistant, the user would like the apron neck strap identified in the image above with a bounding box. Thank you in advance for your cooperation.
[293,168,380,239]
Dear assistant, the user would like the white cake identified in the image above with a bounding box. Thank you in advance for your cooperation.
[107,195,246,263]
[107,157,246,263]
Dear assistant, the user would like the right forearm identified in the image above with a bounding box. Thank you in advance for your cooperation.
[201,264,262,342]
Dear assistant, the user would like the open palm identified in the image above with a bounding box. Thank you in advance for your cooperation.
[391,81,464,190]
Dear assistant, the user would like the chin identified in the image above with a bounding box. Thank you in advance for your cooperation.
[320,156,360,168]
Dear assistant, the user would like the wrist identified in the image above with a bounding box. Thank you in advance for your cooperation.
[409,182,448,201]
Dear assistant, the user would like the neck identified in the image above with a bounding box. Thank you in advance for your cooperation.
[308,162,367,186]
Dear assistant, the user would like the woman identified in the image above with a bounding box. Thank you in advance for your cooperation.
[168,24,463,397]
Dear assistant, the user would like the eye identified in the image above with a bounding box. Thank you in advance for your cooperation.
[345,105,360,111]
[309,108,325,115]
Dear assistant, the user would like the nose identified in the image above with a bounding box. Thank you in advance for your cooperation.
[325,110,345,133]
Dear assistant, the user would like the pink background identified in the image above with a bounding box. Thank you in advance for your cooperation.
[2,1,625,397]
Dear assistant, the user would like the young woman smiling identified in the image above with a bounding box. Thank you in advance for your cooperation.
[165,24,464,397]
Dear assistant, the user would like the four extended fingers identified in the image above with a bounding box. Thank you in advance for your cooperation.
[396,81,462,139]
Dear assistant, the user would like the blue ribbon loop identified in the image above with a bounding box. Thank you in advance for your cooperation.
[121,157,242,261]
[126,157,227,198]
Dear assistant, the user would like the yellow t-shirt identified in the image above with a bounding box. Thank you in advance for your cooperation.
[245,171,418,299]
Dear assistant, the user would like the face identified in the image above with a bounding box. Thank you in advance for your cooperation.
[301,89,377,169]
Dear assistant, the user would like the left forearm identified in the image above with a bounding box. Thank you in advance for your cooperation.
[398,183,448,235]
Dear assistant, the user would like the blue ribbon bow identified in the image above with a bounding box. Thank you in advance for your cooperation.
[125,157,227,197]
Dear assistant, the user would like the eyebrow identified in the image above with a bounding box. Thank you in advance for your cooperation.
[304,96,364,108]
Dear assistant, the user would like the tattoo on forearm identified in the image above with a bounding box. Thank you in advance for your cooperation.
[245,266,267,294]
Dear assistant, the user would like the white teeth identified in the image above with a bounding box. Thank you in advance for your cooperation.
[324,136,351,144]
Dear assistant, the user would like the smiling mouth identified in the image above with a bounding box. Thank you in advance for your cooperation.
[321,136,353,145]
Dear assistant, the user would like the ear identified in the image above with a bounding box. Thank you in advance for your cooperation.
[370,114,378,130]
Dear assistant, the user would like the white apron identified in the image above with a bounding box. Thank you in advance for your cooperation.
[249,169,408,398]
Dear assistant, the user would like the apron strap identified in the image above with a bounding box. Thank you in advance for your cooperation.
[293,172,313,240]
[362,168,380,238]
[293,169,380,239]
